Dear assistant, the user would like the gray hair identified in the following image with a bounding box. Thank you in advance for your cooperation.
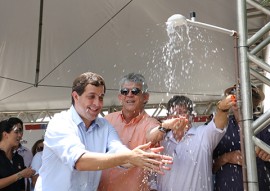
[119,73,148,93]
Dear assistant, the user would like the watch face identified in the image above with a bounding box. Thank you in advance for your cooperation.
[158,126,170,133]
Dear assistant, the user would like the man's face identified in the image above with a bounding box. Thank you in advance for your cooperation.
[168,105,193,130]
[72,84,104,126]
[168,105,189,118]
[118,82,149,114]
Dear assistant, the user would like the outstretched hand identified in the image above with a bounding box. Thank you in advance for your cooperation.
[129,142,173,174]
[163,117,189,132]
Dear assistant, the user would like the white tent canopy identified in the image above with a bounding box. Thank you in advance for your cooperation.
[0,0,237,112]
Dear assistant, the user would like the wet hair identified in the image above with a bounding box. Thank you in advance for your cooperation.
[72,72,106,105]
[167,95,193,114]
[119,73,148,93]
[0,117,23,141]
[31,138,44,156]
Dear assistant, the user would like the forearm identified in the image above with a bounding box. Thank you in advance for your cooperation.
[214,109,229,129]
[147,125,166,145]
[147,118,186,145]
[213,154,227,173]
[75,151,132,171]
[0,173,21,189]
[214,96,235,129]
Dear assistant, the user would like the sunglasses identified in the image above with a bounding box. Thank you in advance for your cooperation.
[120,87,142,96]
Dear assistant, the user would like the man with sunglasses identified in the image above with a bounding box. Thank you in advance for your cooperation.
[34,72,172,191]
[99,73,182,191]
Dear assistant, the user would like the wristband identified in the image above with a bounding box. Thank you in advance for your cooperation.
[16,172,23,181]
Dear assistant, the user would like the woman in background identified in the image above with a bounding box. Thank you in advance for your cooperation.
[0,119,35,191]
[30,139,44,189]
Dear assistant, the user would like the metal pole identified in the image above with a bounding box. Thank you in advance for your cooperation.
[34,0,44,87]
[237,0,259,190]
[247,22,270,46]
[234,37,248,191]
[250,68,270,86]
[186,19,237,36]
[250,35,270,55]
[248,52,270,73]
[253,109,270,132]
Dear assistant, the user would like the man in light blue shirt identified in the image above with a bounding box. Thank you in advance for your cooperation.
[34,72,171,191]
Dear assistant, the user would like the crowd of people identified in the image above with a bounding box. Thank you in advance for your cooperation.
[0,71,269,191]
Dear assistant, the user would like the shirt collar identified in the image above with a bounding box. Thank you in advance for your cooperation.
[120,110,146,124]
[70,105,101,129]
[70,105,84,126]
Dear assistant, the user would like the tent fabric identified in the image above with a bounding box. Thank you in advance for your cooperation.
[0,0,237,112]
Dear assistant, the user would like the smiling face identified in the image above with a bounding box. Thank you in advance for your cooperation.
[3,123,23,149]
[11,123,23,146]
[118,82,149,117]
[72,84,105,127]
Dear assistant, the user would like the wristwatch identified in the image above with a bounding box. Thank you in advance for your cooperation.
[158,126,171,133]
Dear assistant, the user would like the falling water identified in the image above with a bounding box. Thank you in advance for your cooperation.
[163,19,192,92]
[144,17,228,100]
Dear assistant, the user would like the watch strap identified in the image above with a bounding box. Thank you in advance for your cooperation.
[158,126,170,133]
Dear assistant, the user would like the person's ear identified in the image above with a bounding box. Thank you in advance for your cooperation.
[71,91,79,102]
[143,93,149,104]
[2,131,8,139]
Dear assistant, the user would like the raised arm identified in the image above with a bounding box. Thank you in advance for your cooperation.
[214,95,236,129]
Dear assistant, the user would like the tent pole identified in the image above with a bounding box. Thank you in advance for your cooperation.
[34,0,44,87]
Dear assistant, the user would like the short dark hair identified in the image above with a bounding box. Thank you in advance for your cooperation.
[72,72,106,105]
[0,117,23,141]
[167,95,193,114]
[8,117,23,127]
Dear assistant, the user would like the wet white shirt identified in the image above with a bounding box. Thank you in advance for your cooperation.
[157,119,226,191]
